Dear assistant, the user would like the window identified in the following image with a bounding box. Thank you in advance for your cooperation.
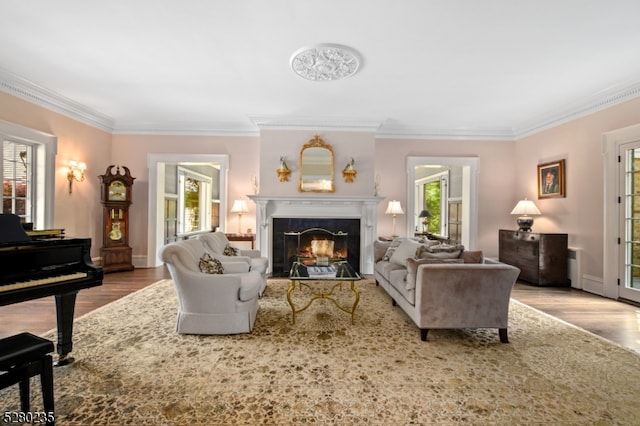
[0,120,56,229]
[2,141,33,222]
[177,167,212,235]
[416,171,449,236]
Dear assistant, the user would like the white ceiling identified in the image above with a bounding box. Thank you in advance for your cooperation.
[1,0,640,139]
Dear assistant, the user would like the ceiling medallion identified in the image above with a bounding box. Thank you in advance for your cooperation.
[290,44,361,82]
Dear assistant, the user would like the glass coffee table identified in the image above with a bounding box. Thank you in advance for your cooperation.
[287,261,361,324]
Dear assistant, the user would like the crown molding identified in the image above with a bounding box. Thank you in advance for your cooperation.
[0,68,115,132]
[112,121,259,136]
[250,115,383,132]
[2,67,639,140]
[513,80,640,139]
[375,125,516,141]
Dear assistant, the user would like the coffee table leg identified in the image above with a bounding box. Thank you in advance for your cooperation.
[287,279,297,324]
[350,282,360,324]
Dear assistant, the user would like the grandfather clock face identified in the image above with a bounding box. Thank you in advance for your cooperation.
[107,180,127,201]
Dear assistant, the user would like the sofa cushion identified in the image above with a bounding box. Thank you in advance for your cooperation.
[223,244,239,256]
[460,250,484,264]
[420,243,465,259]
[389,239,423,266]
[374,259,405,283]
[405,257,464,290]
[199,253,224,274]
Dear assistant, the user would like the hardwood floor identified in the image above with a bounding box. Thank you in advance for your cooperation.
[2,268,640,354]
[0,266,171,339]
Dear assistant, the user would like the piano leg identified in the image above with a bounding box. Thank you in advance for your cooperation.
[54,291,78,366]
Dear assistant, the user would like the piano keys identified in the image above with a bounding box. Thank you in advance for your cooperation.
[0,214,103,365]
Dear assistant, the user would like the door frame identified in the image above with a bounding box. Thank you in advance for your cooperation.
[406,156,478,249]
[147,153,229,267]
[603,123,640,299]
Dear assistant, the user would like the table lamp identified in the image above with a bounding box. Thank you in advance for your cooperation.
[230,199,249,234]
[510,198,541,232]
[418,210,432,233]
[385,200,404,237]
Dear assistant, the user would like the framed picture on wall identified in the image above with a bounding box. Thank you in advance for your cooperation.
[537,159,566,199]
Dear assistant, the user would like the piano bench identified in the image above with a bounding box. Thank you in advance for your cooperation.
[0,332,55,425]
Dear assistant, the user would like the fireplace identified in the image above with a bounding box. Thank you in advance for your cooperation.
[273,218,360,276]
[248,195,384,276]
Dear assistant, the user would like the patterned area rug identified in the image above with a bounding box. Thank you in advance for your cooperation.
[2,278,640,425]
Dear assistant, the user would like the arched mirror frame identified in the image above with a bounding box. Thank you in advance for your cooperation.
[298,135,335,193]
[406,156,479,249]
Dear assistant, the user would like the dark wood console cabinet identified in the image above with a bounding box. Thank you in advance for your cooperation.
[498,229,569,286]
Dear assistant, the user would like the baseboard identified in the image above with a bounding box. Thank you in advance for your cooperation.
[581,274,604,296]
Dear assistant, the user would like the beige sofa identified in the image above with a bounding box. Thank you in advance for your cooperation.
[373,238,520,342]
[159,238,262,335]
[197,232,268,296]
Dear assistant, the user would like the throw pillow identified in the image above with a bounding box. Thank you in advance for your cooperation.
[405,257,464,290]
[223,244,239,256]
[420,243,465,260]
[382,237,408,261]
[199,253,224,274]
[389,239,423,266]
[460,250,484,264]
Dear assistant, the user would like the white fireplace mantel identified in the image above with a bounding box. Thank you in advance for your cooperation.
[248,195,385,274]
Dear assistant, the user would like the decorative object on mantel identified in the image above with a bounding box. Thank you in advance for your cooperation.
[251,175,259,194]
[290,43,361,82]
[510,198,541,232]
[418,209,432,233]
[276,156,291,182]
[374,174,380,196]
[385,200,404,237]
[342,158,357,183]
[537,159,566,199]
[230,199,249,234]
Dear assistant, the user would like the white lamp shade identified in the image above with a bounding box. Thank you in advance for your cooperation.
[510,199,541,216]
[385,200,404,215]
[230,199,249,214]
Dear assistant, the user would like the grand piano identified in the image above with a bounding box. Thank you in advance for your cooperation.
[0,214,103,365]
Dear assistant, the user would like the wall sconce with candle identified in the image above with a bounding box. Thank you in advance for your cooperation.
[342,158,357,183]
[67,160,86,194]
[276,156,291,182]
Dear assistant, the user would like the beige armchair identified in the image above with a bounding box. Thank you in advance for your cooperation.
[198,232,268,295]
[158,239,261,335]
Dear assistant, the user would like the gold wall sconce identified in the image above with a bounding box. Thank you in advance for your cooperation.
[276,156,291,182]
[342,158,357,183]
[67,160,86,193]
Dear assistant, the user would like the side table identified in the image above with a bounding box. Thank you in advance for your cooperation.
[225,233,255,249]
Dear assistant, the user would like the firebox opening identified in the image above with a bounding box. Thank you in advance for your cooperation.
[272,218,360,277]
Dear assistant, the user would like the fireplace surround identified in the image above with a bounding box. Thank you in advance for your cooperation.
[249,195,384,276]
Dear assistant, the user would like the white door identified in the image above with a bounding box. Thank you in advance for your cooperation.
[618,140,640,303]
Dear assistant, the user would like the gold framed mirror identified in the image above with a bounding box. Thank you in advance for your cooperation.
[298,135,334,192]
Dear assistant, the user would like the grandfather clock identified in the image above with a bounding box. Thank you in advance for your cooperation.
[99,165,135,273]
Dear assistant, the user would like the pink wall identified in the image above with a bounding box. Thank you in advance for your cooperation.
[0,92,111,257]
[110,134,259,261]
[258,129,376,196]
[515,97,640,279]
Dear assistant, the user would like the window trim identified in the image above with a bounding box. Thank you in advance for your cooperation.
[0,120,56,229]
